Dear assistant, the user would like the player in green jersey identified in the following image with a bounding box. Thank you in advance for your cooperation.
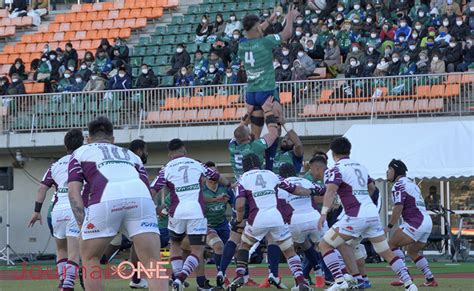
[273,127,304,175]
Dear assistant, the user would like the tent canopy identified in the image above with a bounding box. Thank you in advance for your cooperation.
[328,121,474,180]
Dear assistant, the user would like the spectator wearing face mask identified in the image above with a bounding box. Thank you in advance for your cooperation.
[57,69,76,92]
[196,15,213,43]
[108,67,132,90]
[399,54,417,75]
[168,44,191,76]
[430,53,446,73]
[449,17,469,41]
[228,30,241,56]
[202,64,221,85]
[223,67,237,84]
[374,57,390,76]
[76,62,92,83]
[388,53,402,75]
[291,59,307,81]
[94,48,113,75]
[175,66,194,87]
[305,39,324,60]
[344,43,365,70]
[416,50,430,74]
[297,49,316,76]
[344,57,362,78]
[84,72,107,92]
[365,43,380,63]
[9,58,27,81]
[444,39,462,72]
[224,13,242,38]
[71,75,85,92]
[7,73,25,95]
[380,22,396,41]
[395,18,412,42]
[136,64,158,89]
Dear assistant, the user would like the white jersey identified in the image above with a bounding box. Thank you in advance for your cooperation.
[392,177,431,228]
[41,155,71,211]
[68,143,150,207]
[151,156,220,219]
[237,169,297,227]
[278,176,322,225]
[324,158,378,218]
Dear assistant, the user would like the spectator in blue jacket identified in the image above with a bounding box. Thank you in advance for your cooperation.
[395,18,412,42]
[107,67,131,90]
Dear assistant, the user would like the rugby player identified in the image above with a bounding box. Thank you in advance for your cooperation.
[386,160,438,287]
[28,129,84,291]
[151,138,231,291]
[317,137,417,291]
[68,117,161,291]
[228,154,321,291]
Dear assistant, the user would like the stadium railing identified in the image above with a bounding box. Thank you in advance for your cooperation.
[1,72,473,132]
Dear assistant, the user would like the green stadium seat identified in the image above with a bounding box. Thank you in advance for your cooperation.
[134,46,146,56]
[138,36,150,47]
[160,75,174,87]
[146,46,159,56]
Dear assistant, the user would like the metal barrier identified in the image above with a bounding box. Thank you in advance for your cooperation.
[1,72,473,132]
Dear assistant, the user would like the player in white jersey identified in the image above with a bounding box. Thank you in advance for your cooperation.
[67,117,161,291]
[386,159,438,287]
[151,138,231,291]
[28,129,83,290]
[228,154,320,291]
[317,137,417,291]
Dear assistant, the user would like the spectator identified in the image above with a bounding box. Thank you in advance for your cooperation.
[71,75,85,92]
[94,48,113,75]
[430,53,446,73]
[445,39,462,72]
[202,64,221,85]
[7,73,26,95]
[277,59,292,82]
[450,16,469,41]
[57,69,76,92]
[48,51,61,81]
[9,58,27,80]
[399,54,417,75]
[344,57,363,78]
[136,64,159,88]
[174,67,194,87]
[84,72,107,92]
[76,62,92,82]
[207,51,225,73]
[296,49,316,76]
[195,15,213,43]
[210,14,226,40]
[108,67,132,90]
[83,51,95,68]
[305,39,324,60]
[63,42,78,69]
[362,59,376,77]
[291,59,307,81]
[344,43,365,70]
[416,50,430,74]
[96,38,113,59]
[168,44,190,76]
[0,77,10,95]
[374,57,390,76]
[224,13,242,38]
[388,53,402,75]
[222,67,237,84]
[36,54,51,81]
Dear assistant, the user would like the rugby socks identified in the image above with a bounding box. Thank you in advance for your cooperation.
[235,249,249,278]
[323,250,344,281]
[213,253,222,271]
[170,256,184,278]
[267,244,281,277]
[177,254,199,282]
[196,275,207,287]
[220,240,237,275]
[334,249,348,274]
[392,248,406,261]
[389,256,413,286]
[264,141,278,171]
[62,260,79,289]
[56,258,67,281]
[287,255,305,284]
[414,256,434,281]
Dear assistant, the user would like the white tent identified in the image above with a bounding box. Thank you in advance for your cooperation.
[329,121,474,180]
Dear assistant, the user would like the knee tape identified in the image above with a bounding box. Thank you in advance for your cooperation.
[354,244,367,261]
[250,115,264,126]
[278,237,294,252]
[373,239,390,254]
[323,228,345,248]
[207,236,222,248]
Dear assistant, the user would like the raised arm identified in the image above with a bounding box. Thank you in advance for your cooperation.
[279,9,300,42]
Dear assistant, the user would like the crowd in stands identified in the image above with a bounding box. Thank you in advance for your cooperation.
[0,0,473,96]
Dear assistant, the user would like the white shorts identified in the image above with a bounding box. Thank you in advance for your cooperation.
[243,223,291,242]
[290,220,327,244]
[335,216,384,239]
[81,197,160,241]
[51,208,80,239]
[168,217,208,235]
[400,218,433,243]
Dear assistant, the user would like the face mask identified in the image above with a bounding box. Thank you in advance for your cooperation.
[233,34,240,40]
[449,42,456,48]
[371,33,377,38]
[456,20,463,26]
[337,7,343,12]
[367,18,372,23]
[181,70,187,75]
[176,48,183,53]
[368,63,374,67]
[311,18,318,23]
[296,20,303,24]
[392,57,399,62]
[404,57,410,62]
[354,4,360,10]
[282,50,289,56]
[142,69,148,74]
[75,78,82,83]
[282,64,289,69]
[399,37,405,42]
[68,66,75,71]
[418,12,424,17]
[50,55,56,60]
[226,73,232,77]
[400,22,407,27]
[443,21,449,26]
[305,10,310,15]
[41,58,46,62]
[409,45,416,50]
[230,16,235,21]
[433,57,439,61]
[12,79,18,83]
[202,19,207,23]
[209,68,216,73]
[81,64,87,69]
[295,31,302,36]
[92,75,98,80]
[352,47,359,52]
[64,74,71,78]
[368,47,374,52]
[415,25,422,30]
[350,60,357,66]
[297,52,304,58]
[119,73,125,78]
